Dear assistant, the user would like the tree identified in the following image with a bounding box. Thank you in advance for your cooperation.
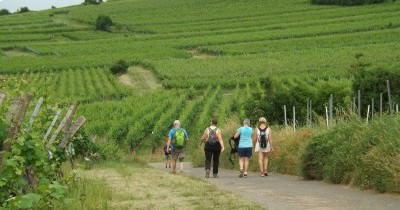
[110,60,129,75]
[17,7,30,13]
[83,0,103,5]
[96,15,113,31]
[0,9,10,16]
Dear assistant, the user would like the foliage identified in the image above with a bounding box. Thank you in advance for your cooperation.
[300,116,400,192]
[95,15,113,31]
[71,131,98,158]
[17,7,30,13]
[245,77,352,125]
[0,92,90,208]
[0,9,10,16]
[352,66,400,114]
[83,0,103,5]
[110,59,128,75]
[0,118,7,150]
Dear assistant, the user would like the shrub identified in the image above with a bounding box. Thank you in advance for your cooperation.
[245,77,352,125]
[300,116,400,192]
[0,9,10,16]
[352,67,400,114]
[110,59,129,75]
[96,15,113,31]
[17,7,30,13]
[82,0,103,5]
[0,118,7,150]
[72,130,98,157]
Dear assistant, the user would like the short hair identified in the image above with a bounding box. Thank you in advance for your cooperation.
[173,120,181,128]
[211,118,218,125]
[243,119,250,126]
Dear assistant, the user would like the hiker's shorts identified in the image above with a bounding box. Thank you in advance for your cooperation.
[172,148,185,162]
[165,153,171,160]
[238,147,252,158]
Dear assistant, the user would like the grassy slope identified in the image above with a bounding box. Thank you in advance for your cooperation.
[71,161,264,210]
[1,0,399,87]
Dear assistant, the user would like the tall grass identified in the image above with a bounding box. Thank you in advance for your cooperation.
[301,115,400,192]
[53,164,112,210]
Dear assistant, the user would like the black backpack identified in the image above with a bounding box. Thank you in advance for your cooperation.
[259,127,268,149]
[207,127,219,145]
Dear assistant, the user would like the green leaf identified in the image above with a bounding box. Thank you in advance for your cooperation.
[18,193,41,209]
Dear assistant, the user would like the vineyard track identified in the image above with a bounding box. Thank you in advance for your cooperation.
[119,66,161,90]
[150,162,400,210]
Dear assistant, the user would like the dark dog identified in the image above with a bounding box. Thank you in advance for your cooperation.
[228,135,239,165]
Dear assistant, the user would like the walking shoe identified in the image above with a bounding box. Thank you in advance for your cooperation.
[260,172,265,177]
[205,169,210,178]
[244,173,248,178]
[239,171,244,178]
[213,174,218,178]
[264,172,269,176]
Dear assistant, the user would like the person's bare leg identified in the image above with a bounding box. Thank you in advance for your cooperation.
[172,159,177,173]
[179,161,184,172]
[239,157,244,171]
[244,157,249,175]
[264,153,269,173]
[258,152,264,173]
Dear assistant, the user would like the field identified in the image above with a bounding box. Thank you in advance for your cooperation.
[0,0,398,160]
[1,0,400,208]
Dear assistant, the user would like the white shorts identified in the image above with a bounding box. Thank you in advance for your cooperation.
[254,141,271,153]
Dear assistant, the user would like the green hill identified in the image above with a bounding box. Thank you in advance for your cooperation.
[1,0,399,148]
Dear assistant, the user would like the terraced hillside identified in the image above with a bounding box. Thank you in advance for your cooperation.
[1,0,399,147]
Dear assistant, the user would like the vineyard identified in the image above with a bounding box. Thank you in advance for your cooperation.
[1,0,400,209]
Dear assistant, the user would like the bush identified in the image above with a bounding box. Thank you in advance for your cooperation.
[0,9,10,16]
[17,7,29,13]
[352,67,400,114]
[311,0,392,6]
[300,116,400,192]
[245,77,352,125]
[110,59,129,75]
[72,130,98,157]
[82,0,103,5]
[95,15,113,31]
[0,118,7,150]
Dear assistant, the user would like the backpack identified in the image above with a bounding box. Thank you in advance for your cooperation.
[163,144,171,155]
[174,129,186,149]
[207,127,219,145]
[258,127,268,149]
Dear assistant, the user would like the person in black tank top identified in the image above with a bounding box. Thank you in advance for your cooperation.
[200,118,225,178]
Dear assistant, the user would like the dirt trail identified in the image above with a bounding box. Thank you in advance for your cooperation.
[149,162,400,210]
[118,66,161,90]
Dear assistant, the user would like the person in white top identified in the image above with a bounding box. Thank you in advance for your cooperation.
[200,118,225,178]
[253,117,273,177]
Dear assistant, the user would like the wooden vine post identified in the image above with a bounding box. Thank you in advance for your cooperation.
[1,95,86,184]
[0,94,33,166]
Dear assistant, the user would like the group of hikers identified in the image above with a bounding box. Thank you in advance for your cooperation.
[164,117,273,178]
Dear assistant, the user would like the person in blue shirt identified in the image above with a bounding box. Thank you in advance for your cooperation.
[234,119,254,178]
[166,120,188,173]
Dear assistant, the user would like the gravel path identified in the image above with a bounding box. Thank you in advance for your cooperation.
[149,162,400,210]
